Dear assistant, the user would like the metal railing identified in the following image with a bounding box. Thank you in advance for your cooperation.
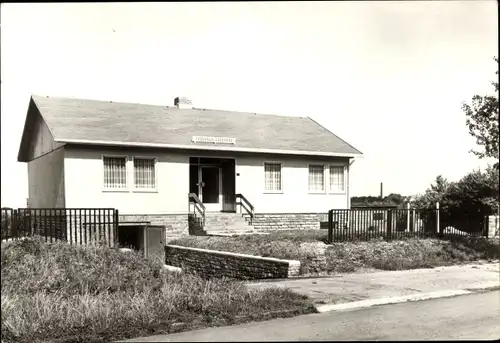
[1,208,119,247]
[235,193,254,224]
[327,207,489,243]
[188,193,206,228]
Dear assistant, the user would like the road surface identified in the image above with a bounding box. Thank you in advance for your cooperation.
[122,290,500,341]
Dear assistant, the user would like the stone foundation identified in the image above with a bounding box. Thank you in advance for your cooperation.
[245,213,329,231]
[165,245,300,280]
[119,214,189,243]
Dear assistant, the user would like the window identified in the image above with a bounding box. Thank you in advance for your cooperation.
[103,156,127,189]
[329,166,345,192]
[134,158,156,189]
[308,165,325,192]
[264,163,282,192]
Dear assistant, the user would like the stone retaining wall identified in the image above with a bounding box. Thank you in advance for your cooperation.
[165,245,300,280]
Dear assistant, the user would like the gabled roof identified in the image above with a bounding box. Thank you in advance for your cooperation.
[18,95,363,162]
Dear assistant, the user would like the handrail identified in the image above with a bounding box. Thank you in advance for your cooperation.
[235,193,254,223]
[188,193,205,227]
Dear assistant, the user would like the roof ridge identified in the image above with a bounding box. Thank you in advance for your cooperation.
[32,94,307,119]
[31,94,173,108]
[191,106,306,119]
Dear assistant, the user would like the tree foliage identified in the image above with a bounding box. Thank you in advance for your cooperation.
[413,166,499,217]
[351,193,410,208]
[461,57,499,168]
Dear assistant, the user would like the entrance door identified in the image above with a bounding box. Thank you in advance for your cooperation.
[200,166,221,211]
[222,159,236,212]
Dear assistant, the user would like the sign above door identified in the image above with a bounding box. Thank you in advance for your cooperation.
[192,136,236,145]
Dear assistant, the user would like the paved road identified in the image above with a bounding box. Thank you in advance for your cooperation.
[122,290,500,341]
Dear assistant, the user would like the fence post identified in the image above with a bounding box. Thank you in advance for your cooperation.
[13,209,18,238]
[436,202,440,237]
[114,209,119,247]
[412,209,416,233]
[406,202,411,232]
[386,209,392,241]
[483,215,490,238]
[328,210,333,243]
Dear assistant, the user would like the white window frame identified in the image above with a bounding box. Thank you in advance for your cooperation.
[263,161,283,194]
[132,156,158,192]
[328,163,347,194]
[102,155,129,192]
[308,164,326,194]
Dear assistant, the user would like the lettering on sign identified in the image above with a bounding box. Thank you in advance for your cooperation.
[192,136,236,145]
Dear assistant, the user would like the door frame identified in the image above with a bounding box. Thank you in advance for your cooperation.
[199,165,222,212]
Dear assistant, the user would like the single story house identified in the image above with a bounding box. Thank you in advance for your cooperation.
[17,95,363,244]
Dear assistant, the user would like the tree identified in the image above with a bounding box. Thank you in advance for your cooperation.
[446,166,499,215]
[461,57,499,168]
[413,167,499,232]
[414,169,498,212]
[412,175,451,209]
[351,193,410,209]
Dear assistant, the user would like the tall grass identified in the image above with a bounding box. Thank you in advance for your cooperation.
[1,237,316,343]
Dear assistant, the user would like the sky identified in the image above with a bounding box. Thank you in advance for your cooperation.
[1,1,498,208]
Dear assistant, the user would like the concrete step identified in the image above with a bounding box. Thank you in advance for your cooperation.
[205,218,247,223]
[250,226,317,231]
[251,223,318,227]
[205,223,255,229]
[205,215,248,223]
[248,218,318,222]
[205,226,253,230]
[250,217,319,222]
[201,212,267,235]
[207,231,270,237]
[205,213,245,218]
[205,222,252,228]
[205,228,255,233]
[205,222,249,227]
[207,229,256,234]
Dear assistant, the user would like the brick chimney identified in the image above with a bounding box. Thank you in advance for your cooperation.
[174,96,192,109]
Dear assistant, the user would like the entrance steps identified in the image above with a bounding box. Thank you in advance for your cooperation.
[203,212,259,236]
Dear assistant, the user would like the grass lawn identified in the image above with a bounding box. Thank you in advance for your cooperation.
[170,230,500,275]
[1,237,316,343]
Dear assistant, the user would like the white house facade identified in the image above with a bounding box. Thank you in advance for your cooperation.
[18,95,362,242]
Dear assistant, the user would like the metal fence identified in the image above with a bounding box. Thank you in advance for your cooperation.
[327,207,489,243]
[1,208,119,247]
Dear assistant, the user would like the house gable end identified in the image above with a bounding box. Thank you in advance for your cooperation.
[18,97,64,162]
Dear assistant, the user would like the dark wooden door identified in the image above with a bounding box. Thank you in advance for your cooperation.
[222,160,236,212]
[201,167,219,204]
